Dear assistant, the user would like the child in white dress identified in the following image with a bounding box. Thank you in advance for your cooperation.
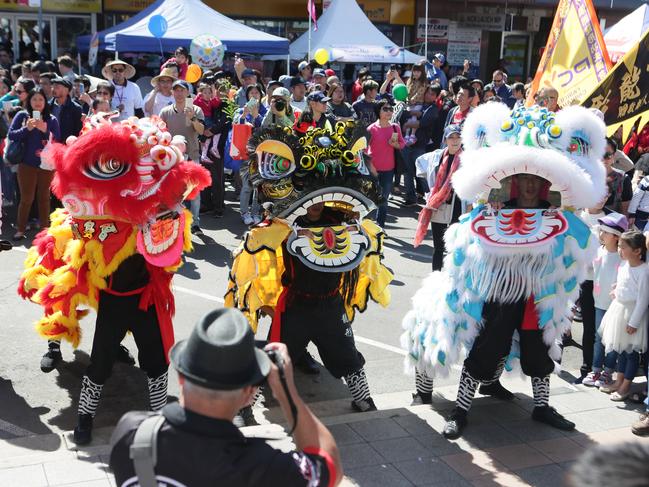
[599,231,649,400]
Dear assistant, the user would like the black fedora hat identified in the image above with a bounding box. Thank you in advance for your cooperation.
[170,308,271,390]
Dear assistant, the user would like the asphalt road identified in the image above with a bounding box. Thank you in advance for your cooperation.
[0,194,586,440]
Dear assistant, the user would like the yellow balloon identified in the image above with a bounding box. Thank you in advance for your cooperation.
[313,48,329,65]
[185,64,202,83]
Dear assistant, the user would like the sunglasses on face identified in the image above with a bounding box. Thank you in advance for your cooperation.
[492,78,503,84]
[111,68,125,73]
[604,152,614,158]
[15,89,25,94]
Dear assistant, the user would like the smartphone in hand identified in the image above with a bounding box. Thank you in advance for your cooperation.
[33,110,41,120]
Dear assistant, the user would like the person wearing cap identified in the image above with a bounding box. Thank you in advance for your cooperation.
[50,76,83,142]
[102,59,144,121]
[262,87,294,128]
[298,60,312,81]
[109,308,343,487]
[580,211,626,390]
[427,53,447,90]
[311,68,327,91]
[144,67,177,117]
[234,57,259,108]
[289,76,308,113]
[295,91,335,134]
[262,79,283,108]
[159,80,205,234]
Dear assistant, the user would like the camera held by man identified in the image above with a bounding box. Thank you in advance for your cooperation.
[109,308,342,487]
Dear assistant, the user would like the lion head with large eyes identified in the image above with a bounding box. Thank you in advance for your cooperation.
[453,103,607,251]
[43,113,210,266]
[245,121,383,272]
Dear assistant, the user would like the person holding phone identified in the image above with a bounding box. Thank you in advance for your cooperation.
[7,86,60,240]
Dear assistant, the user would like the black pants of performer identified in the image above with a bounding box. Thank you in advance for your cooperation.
[579,280,595,374]
[201,158,225,212]
[280,294,365,378]
[464,298,555,381]
[430,197,462,271]
[86,291,167,385]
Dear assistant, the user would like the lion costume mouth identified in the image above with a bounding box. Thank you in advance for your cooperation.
[137,210,186,267]
[471,208,568,247]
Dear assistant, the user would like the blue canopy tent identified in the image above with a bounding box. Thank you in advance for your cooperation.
[77,0,289,55]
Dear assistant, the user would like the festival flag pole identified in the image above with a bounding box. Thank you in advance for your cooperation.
[308,1,312,61]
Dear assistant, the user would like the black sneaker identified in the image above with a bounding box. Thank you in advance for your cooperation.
[0,240,12,251]
[351,397,377,412]
[532,406,575,431]
[479,381,515,401]
[40,348,62,373]
[191,225,203,235]
[412,391,433,405]
[443,407,468,439]
[115,344,135,366]
[73,413,94,445]
[295,351,320,375]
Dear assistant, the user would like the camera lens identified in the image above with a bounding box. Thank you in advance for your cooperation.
[275,99,286,111]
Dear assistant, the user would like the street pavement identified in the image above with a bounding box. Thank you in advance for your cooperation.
[0,193,646,486]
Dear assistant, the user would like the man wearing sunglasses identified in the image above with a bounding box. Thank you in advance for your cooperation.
[489,70,515,109]
[101,59,144,121]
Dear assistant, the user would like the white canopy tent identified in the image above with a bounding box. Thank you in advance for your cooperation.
[289,0,421,64]
[604,3,649,63]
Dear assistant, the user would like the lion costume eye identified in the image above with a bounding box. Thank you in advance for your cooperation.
[255,140,296,179]
[83,157,130,180]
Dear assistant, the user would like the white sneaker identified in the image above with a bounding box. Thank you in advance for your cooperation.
[582,371,600,387]
[242,212,254,225]
[595,370,614,388]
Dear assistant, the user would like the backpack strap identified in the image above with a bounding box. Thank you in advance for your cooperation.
[129,414,166,487]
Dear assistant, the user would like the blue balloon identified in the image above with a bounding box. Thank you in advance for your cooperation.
[148,15,168,38]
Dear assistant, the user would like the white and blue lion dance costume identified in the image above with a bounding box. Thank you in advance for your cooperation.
[402,103,607,434]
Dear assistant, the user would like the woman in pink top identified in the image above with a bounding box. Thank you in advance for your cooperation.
[366,99,406,227]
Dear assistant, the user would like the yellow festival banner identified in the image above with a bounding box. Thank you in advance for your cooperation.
[527,0,611,108]
[582,29,649,142]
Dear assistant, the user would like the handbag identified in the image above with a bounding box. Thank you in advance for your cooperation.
[4,138,25,165]
[429,193,456,225]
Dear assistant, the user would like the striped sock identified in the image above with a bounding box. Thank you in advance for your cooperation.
[344,369,371,404]
[48,340,61,351]
[78,376,103,417]
[456,367,480,412]
[415,368,434,395]
[148,371,168,411]
[531,376,550,408]
[481,357,507,386]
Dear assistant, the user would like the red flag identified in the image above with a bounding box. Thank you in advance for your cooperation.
[307,0,318,31]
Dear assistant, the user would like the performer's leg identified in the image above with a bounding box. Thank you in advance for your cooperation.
[444,299,525,439]
[312,298,375,412]
[129,300,169,412]
[478,356,515,401]
[40,339,62,373]
[414,367,434,404]
[579,280,596,380]
[519,329,575,431]
[74,292,128,444]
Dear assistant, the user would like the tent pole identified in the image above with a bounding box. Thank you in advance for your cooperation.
[287,54,290,75]
[424,0,429,59]
[308,7,312,61]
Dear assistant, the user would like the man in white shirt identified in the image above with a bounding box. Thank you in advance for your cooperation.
[144,67,176,116]
[290,76,307,113]
[101,59,144,121]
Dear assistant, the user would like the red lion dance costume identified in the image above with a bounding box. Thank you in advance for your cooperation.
[17,114,210,444]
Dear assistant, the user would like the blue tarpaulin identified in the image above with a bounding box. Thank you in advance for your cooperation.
[77,0,289,55]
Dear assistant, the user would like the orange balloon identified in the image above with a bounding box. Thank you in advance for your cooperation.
[185,64,202,83]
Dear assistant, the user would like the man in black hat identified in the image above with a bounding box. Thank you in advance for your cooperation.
[50,77,83,142]
[109,308,342,487]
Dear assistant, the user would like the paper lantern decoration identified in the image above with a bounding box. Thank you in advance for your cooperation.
[148,15,168,39]
[190,34,225,69]
[392,83,408,102]
[313,48,329,65]
[185,64,202,83]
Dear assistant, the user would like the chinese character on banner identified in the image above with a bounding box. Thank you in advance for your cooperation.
[619,66,641,102]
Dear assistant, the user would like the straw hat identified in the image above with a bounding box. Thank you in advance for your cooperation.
[101,59,136,81]
[150,67,178,87]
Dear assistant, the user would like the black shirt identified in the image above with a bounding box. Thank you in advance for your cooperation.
[109,402,332,487]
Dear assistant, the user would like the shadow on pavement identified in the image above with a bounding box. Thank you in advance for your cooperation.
[0,376,53,438]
